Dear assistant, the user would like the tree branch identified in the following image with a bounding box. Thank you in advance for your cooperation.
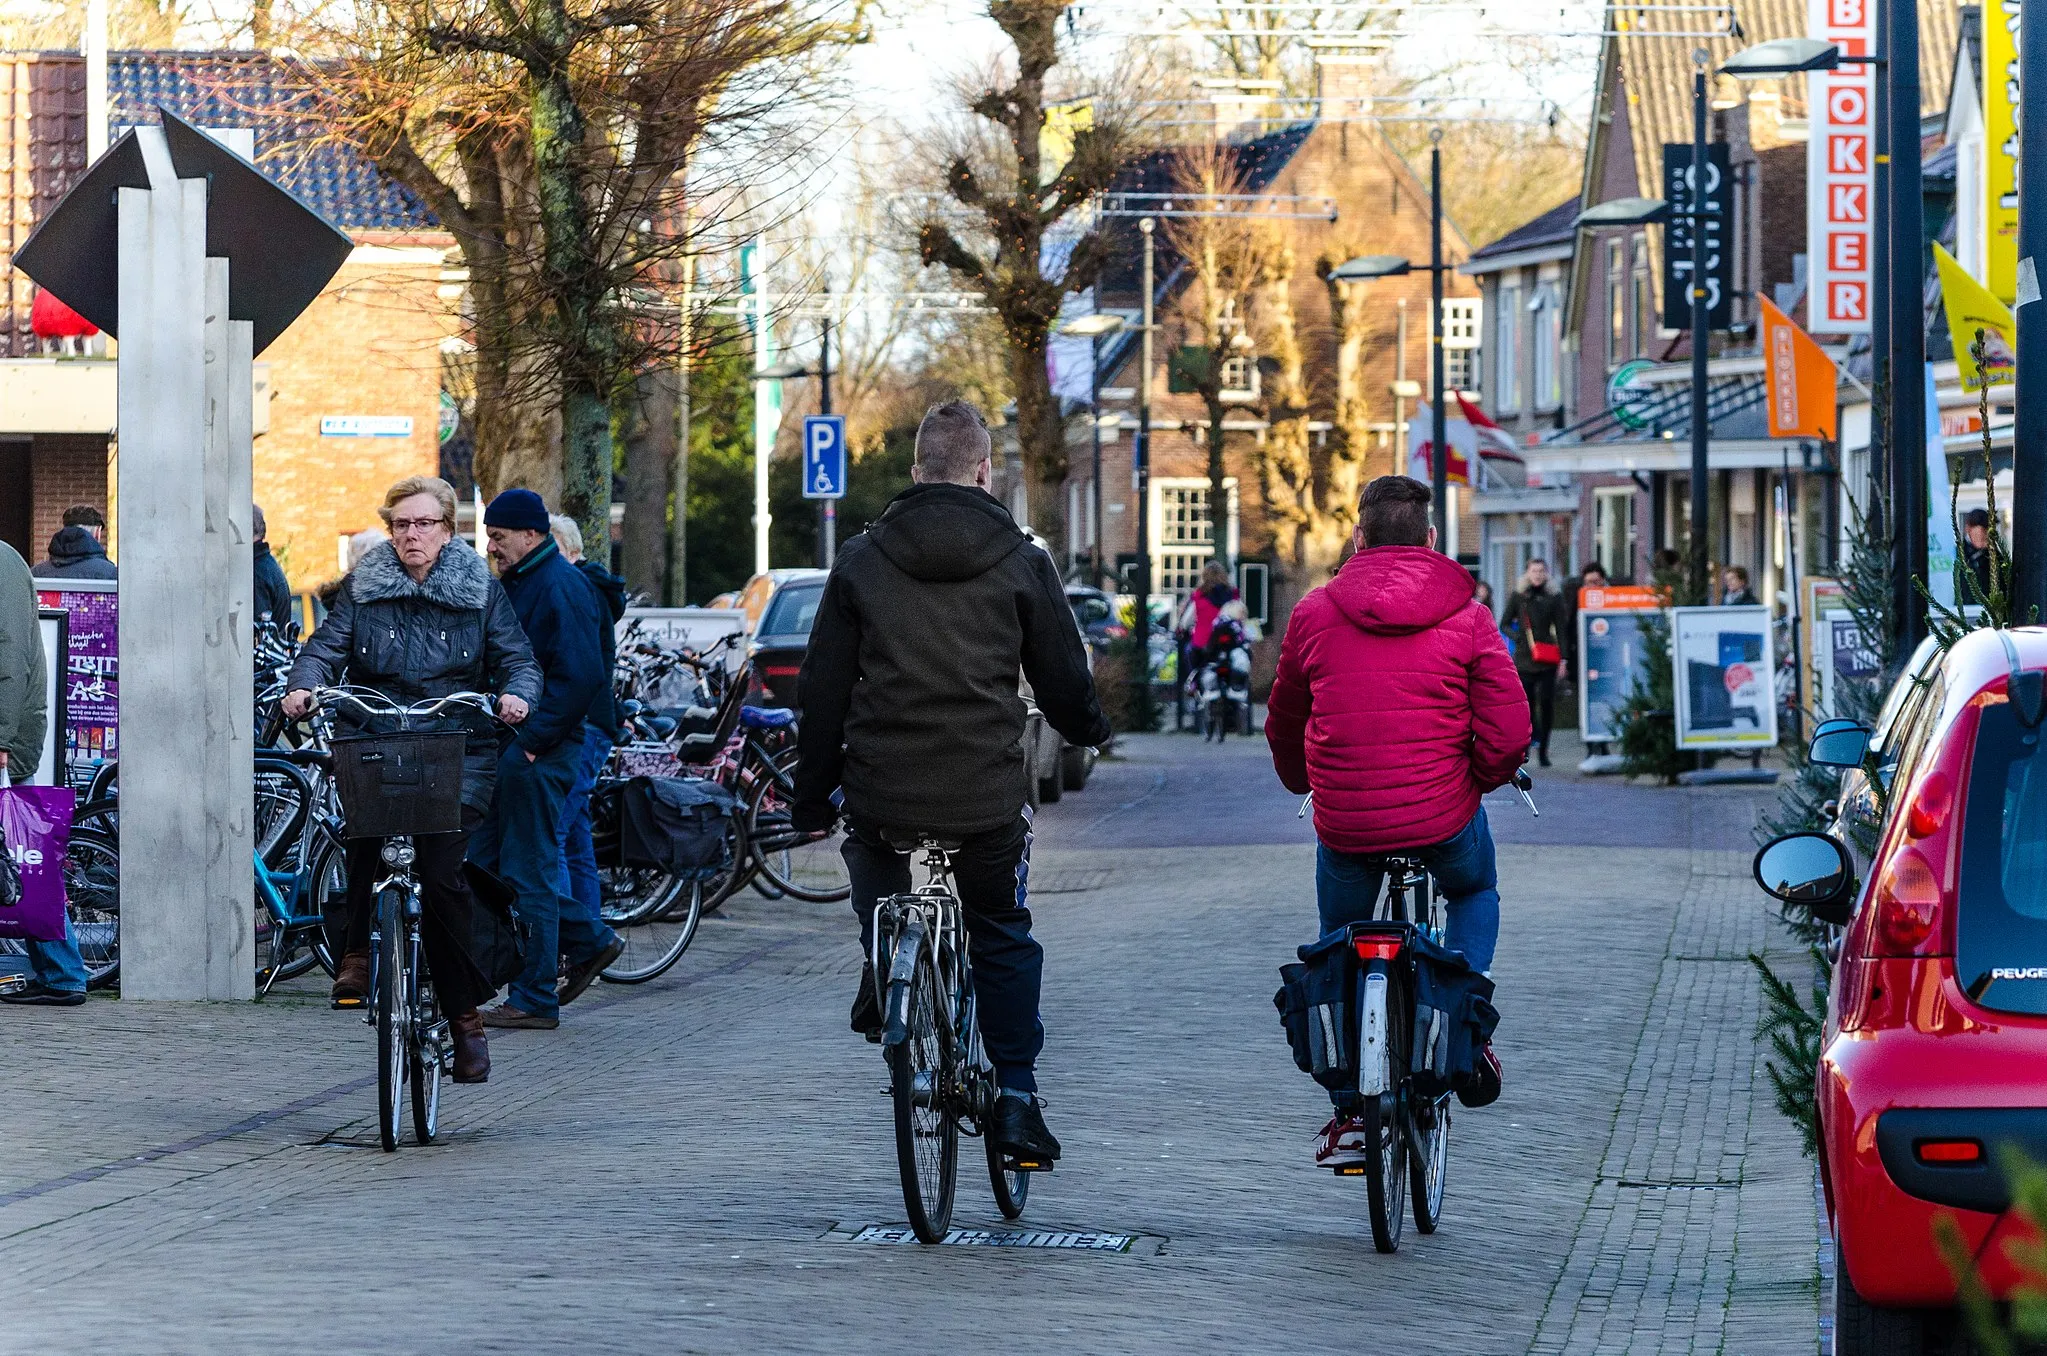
[918,222,989,283]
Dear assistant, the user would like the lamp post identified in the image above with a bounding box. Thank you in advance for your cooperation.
[2020,0,2047,616]
[1327,133,1456,552]
[753,316,836,567]
[1136,217,1157,730]
[1060,311,1127,589]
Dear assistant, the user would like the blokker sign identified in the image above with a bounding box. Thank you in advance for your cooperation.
[1807,0,1876,332]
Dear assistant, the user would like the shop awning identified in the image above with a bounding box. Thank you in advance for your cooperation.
[1520,437,1827,476]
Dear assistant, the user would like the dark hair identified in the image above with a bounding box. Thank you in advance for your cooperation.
[1966,508,1990,528]
[1581,562,1607,578]
[1726,565,1749,584]
[914,400,993,482]
[1527,558,1548,569]
[61,504,105,529]
[1357,475,1431,548]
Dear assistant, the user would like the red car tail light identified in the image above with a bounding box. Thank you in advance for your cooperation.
[1873,846,1944,953]
[1915,1139,1983,1164]
[1907,770,1953,839]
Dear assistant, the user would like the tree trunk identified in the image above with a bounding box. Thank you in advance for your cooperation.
[1008,325,1065,545]
[619,368,676,599]
[1204,387,1230,568]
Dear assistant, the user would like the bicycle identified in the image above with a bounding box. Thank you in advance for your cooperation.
[311,685,496,1152]
[1308,769,1538,1254]
[871,835,1038,1244]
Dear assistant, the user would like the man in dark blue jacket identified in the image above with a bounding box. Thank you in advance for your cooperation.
[548,513,626,1005]
[473,489,621,1028]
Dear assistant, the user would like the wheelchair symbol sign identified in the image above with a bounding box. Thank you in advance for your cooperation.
[803,415,847,500]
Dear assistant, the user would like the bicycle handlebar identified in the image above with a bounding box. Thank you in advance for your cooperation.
[309,686,500,723]
[1296,766,1540,820]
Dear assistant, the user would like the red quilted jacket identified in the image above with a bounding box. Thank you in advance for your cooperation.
[1266,546,1531,853]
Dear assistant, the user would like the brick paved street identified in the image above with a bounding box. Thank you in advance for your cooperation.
[0,732,1819,1353]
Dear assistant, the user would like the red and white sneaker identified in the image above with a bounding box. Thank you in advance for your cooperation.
[1314,1114,1371,1168]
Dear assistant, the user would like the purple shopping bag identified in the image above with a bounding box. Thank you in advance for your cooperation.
[0,786,73,942]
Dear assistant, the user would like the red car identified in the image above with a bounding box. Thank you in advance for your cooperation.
[1756,627,2047,1353]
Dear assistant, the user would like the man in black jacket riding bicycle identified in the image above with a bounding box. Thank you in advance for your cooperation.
[794,400,1111,1166]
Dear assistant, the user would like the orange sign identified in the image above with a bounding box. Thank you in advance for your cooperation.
[1761,297,1839,439]
[1579,585,1664,611]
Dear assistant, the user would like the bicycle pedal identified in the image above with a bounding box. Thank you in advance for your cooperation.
[331,996,365,1010]
[1005,1158,1054,1173]
[1331,1165,1368,1176]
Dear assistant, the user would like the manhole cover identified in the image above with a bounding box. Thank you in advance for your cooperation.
[1031,869,1111,895]
[826,1223,1161,1253]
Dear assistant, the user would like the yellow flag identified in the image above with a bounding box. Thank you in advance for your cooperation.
[1934,242,2017,391]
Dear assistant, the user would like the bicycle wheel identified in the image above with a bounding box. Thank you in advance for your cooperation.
[599,881,704,984]
[985,1118,1030,1219]
[1410,1093,1450,1234]
[599,865,682,927]
[61,826,121,990]
[889,947,957,1243]
[745,750,850,903]
[410,945,441,1146]
[1363,1089,1408,1254]
[375,887,406,1154]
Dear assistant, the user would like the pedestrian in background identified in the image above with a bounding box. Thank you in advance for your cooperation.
[0,537,88,1006]
[1962,507,1996,600]
[545,513,627,1005]
[312,528,389,622]
[1721,566,1757,606]
[475,491,620,1029]
[32,505,116,581]
[1502,559,1564,768]
[1472,577,1494,618]
[252,504,293,628]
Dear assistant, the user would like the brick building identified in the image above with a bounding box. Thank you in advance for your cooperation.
[1052,72,1479,640]
[0,51,449,586]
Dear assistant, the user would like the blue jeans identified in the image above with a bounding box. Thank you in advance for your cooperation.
[471,739,616,1019]
[1315,806,1501,974]
[554,724,613,933]
[27,926,88,994]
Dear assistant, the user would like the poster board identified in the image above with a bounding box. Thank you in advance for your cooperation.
[620,607,746,663]
[1800,576,1844,717]
[29,610,68,786]
[1671,605,1778,749]
[1576,586,1664,743]
[1815,608,1883,720]
[33,579,116,788]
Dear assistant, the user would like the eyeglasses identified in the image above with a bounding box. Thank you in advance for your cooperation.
[389,517,449,535]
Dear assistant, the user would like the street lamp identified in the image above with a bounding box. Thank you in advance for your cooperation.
[1327,131,1455,552]
[1059,311,1128,589]
[1718,36,1878,76]
[751,302,837,568]
[1575,50,1713,603]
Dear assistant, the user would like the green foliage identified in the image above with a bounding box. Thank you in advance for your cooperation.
[1613,561,1695,784]
[680,327,759,603]
[767,420,915,571]
[1747,949,1827,1158]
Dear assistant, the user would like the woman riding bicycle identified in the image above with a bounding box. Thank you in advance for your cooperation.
[281,475,541,1083]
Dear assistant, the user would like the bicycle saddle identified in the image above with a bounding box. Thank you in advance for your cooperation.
[877,827,965,853]
[644,715,678,737]
[739,705,797,730]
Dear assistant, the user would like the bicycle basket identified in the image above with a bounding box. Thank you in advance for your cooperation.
[330,731,467,838]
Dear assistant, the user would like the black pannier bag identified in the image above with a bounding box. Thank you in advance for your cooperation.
[618,776,738,880]
[1274,930,1360,1092]
[1406,932,1500,1101]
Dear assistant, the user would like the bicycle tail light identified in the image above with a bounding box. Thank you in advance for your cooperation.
[1353,937,1403,962]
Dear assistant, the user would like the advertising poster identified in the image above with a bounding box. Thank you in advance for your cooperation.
[1801,577,1845,716]
[34,580,117,786]
[31,610,67,787]
[1577,586,1663,743]
[1817,608,1883,719]
[1671,605,1778,749]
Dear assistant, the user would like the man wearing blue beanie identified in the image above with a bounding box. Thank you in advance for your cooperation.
[471,489,622,1027]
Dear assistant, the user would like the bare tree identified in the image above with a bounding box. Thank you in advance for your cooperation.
[288,0,862,552]
[0,0,181,49]
[1382,113,1584,249]
[914,0,1131,553]
[1161,141,1279,563]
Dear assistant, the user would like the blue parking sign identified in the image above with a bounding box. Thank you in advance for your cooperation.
[802,415,846,500]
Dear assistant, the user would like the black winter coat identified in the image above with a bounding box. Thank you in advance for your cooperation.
[32,526,117,580]
[1502,585,1566,674]
[576,558,628,739]
[495,539,608,756]
[253,542,293,626]
[794,482,1112,835]
[288,538,542,811]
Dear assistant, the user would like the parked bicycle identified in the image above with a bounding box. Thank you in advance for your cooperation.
[871,834,1039,1243]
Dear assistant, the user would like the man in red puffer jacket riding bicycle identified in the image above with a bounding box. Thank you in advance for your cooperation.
[1265,475,1531,1167]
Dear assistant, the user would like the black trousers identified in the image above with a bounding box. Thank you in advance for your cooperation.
[1521,667,1557,753]
[341,804,495,1016]
[842,812,1043,1092]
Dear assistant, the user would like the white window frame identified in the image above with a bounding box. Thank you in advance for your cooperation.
[1494,284,1521,413]
[1592,485,1638,578]
[1440,297,1481,395]
[1148,476,1240,606]
[1532,279,1562,411]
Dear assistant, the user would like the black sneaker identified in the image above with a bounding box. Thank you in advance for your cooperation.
[990,1093,1061,1167]
[559,935,625,1006]
[1,981,86,1007]
[850,963,882,1043]
[1457,1043,1503,1108]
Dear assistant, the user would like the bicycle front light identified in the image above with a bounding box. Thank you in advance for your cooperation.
[380,841,416,868]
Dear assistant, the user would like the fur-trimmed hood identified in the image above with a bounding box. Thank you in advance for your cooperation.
[348,537,493,610]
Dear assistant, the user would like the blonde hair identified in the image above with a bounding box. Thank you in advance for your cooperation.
[378,475,458,529]
[549,513,584,559]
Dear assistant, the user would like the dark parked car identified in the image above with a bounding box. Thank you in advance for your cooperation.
[741,568,828,709]
[1066,585,1127,653]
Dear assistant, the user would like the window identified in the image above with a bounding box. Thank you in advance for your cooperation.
[1441,298,1481,393]
[1150,478,1238,606]
[1592,487,1638,579]
[1493,284,1521,413]
[1958,699,2047,1013]
[1532,282,1561,409]
[1630,233,1653,357]
[759,580,824,638]
[1606,238,1626,370]
[1218,352,1258,401]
